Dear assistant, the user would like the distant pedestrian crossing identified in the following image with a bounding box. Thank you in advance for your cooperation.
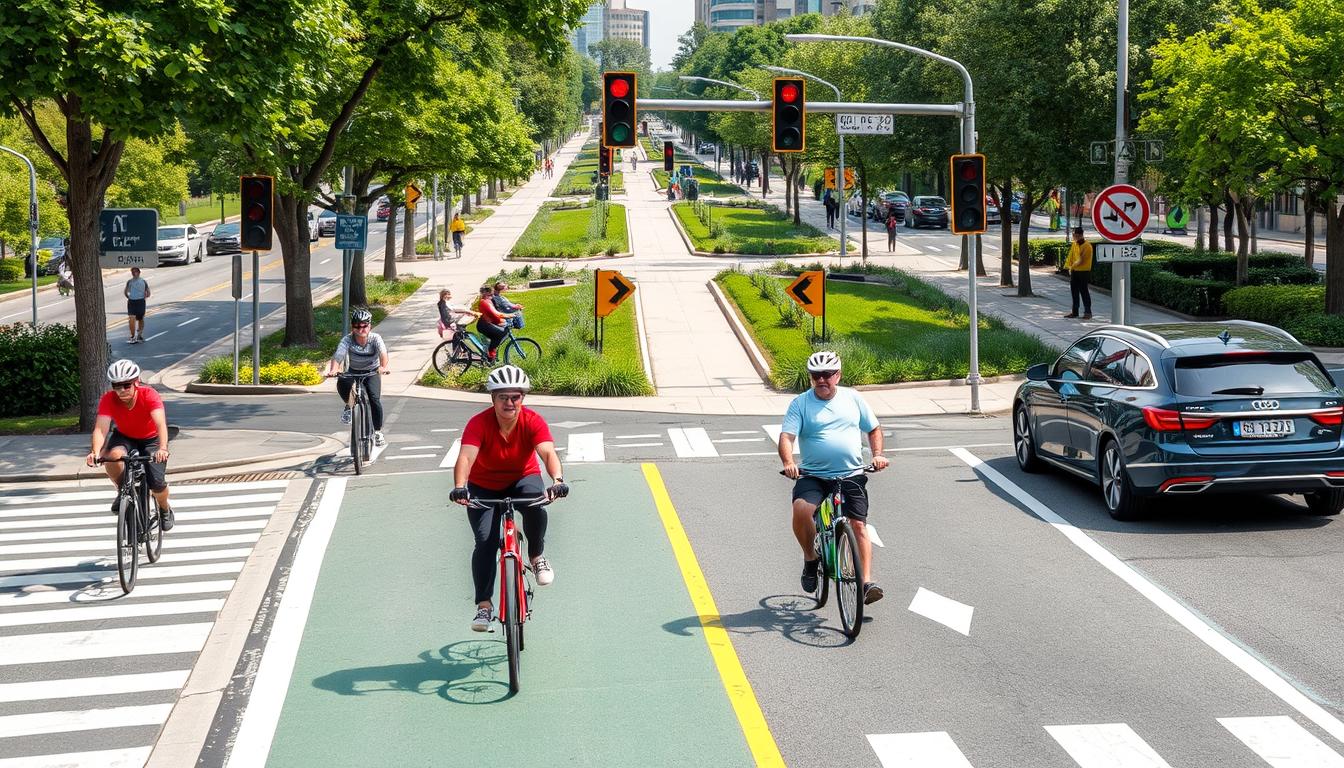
[0,479,296,768]
[868,716,1344,766]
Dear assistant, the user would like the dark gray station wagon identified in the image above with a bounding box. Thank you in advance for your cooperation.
[1013,322,1344,520]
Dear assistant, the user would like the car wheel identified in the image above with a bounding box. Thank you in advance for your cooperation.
[195,245,203,262]
[1099,438,1147,521]
[1013,404,1044,473]
[1303,489,1344,516]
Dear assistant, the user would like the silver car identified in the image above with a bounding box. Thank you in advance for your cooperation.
[156,225,203,265]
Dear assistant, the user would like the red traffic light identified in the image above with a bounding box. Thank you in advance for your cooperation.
[780,83,799,103]
[959,162,979,181]
[609,78,630,98]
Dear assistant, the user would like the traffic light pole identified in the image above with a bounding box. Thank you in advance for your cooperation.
[251,250,260,385]
[1112,0,1131,325]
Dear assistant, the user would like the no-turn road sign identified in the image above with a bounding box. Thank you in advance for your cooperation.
[1092,183,1150,243]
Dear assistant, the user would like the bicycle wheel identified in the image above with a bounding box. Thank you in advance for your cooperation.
[116,490,139,594]
[835,519,864,639]
[351,400,365,475]
[813,517,830,609]
[503,337,542,365]
[143,484,162,563]
[503,558,523,694]
[434,340,474,376]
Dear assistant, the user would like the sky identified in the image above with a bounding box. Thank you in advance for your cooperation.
[647,1,695,70]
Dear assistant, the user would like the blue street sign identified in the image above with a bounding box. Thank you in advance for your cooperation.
[98,208,159,268]
[334,214,367,250]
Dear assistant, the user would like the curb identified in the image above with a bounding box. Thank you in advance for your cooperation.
[184,382,312,395]
[633,284,655,390]
[706,277,775,387]
[0,281,61,305]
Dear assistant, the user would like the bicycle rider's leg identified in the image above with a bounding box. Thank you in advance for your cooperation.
[364,373,384,432]
[841,476,874,585]
[790,477,824,558]
[335,375,354,422]
[101,439,128,491]
[510,475,549,561]
[140,436,174,529]
[466,483,503,610]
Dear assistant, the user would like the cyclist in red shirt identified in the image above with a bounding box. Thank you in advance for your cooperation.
[449,365,567,632]
[474,285,515,363]
[85,359,175,530]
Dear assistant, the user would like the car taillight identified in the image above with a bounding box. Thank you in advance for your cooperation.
[1142,406,1217,431]
[1310,407,1343,426]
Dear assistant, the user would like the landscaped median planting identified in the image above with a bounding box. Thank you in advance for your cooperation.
[553,145,625,196]
[195,275,426,385]
[418,271,652,397]
[509,200,628,259]
[674,200,841,256]
[716,264,1056,392]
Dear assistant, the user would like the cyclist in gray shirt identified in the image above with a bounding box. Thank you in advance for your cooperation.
[325,307,391,446]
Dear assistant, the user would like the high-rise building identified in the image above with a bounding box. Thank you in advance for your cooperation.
[569,0,650,57]
[695,0,856,32]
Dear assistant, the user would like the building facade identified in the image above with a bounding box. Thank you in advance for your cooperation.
[695,0,861,32]
[570,0,650,56]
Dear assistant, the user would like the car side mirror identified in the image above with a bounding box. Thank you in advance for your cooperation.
[1026,363,1050,381]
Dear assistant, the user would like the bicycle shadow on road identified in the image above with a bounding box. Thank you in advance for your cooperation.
[311,639,512,705]
[662,594,864,648]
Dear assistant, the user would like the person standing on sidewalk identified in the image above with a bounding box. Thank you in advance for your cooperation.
[824,191,836,229]
[886,211,899,252]
[1064,226,1094,319]
[124,267,150,344]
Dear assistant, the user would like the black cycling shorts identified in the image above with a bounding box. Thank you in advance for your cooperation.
[791,474,869,520]
[105,433,167,491]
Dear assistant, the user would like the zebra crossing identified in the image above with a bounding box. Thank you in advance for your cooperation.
[0,479,293,768]
[868,716,1344,766]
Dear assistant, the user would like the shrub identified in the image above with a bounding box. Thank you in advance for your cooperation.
[0,259,24,282]
[0,323,79,416]
[197,356,322,385]
[1164,251,1303,281]
[1286,313,1344,347]
[1221,284,1323,325]
[1027,239,1069,267]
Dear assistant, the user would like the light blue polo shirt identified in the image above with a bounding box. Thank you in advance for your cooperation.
[781,386,879,478]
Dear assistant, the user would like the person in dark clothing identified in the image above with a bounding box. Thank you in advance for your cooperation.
[1064,227,1094,319]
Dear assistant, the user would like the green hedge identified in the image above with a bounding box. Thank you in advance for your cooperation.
[0,259,24,282]
[0,323,79,417]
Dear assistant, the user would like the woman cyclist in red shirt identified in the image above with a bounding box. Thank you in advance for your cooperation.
[474,285,515,363]
[450,365,568,632]
[86,359,175,530]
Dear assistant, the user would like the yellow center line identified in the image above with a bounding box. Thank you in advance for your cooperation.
[640,462,785,768]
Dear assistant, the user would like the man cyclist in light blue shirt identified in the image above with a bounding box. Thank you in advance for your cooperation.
[778,350,889,604]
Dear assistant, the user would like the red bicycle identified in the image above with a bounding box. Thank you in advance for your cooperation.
[466,494,553,694]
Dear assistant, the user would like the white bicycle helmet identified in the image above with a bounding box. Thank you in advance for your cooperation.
[107,359,141,384]
[806,350,842,373]
[485,364,531,392]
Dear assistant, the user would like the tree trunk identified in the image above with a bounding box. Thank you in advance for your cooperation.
[859,186,869,260]
[1016,205,1034,296]
[1326,201,1344,315]
[1208,204,1220,252]
[998,184,1013,286]
[401,201,415,260]
[1223,190,1235,252]
[793,165,802,228]
[1304,188,1316,267]
[384,206,398,272]
[461,188,472,214]
[275,195,318,346]
[1234,196,1250,285]
[474,186,482,206]
[488,177,497,201]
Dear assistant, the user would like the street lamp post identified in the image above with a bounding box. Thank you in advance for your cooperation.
[784,32,981,413]
[766,66,847,267]
[0,146,39,326]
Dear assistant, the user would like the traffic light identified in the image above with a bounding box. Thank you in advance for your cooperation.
[599,146,612,177]
[949,154,987,235]
[603,72,637,148]
[239,175,274,251]
[772,78,806,153]
[663,141,674,172]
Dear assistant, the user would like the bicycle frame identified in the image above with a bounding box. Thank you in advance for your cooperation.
[499,506,530,622]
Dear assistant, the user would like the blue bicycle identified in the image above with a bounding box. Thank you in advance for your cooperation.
[432,324,541,375]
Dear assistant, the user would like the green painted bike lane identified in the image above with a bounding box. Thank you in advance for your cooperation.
[261,464,758,767]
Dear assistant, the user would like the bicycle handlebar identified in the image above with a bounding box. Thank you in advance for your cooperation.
[466,495,554,510]
[329,370,386,379]
[779,464,878,479]
[95,454,157,465]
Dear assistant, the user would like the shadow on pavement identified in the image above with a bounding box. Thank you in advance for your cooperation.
[311,640,511,705]
[662,594,859,648]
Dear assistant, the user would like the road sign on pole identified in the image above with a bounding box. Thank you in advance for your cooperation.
[98,209,159,268]
[787,270,824,317]
[334,215,367,250]
[405,183,421,210]
[1092,183,1150,243]
[836,114,893,135]
[1095,243,1144,262]
[595,269,635,317]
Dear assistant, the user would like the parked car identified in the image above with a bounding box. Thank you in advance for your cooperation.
[870,190,910,222]
[37,236,67,274]
[907,195,949,228]
[1013,321,1344,520]
[1010,194,1023,223]
[156,225,203,265]
[376,202,391,221]
[206,222,241,255]
[986,196,1002,225]
[307,210,320,242]
[318,209,338,236]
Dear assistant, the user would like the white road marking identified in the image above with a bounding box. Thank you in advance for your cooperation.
[866,523,885,548]
[226,477,347,768]
[886,442,1010,454]
[951,447,1344,746]
[721,430,760,435]
[609,442,664,448]
[867,732,975,767]
[439,439,462,469]
[369,441,387,463]
[711,437,765,443]
[721,451,778,457]
[320,258,332,265]
[0,492,283,519]
[0,546,253,575]
[0,518,264,543]
[0,670,188,704]
[0,531,260,557]
[763,424,797,453]
[0,506,272,531]
[907,587,973,636]
[400,445,442,451]
[566,432,605,463]
[1044,723,1172,767]
[144,331,168,342]
[385,454,436,460]
[668,427,717,458]
[0,747,151,768]
[550,420,601,429]
[430,428,459,433]
[613,434,660,439]
[0,479,288,506]
[0,579,236,608]
[0,703,172,739]
[0,598,225,628]
[177,316,200,327]
[0,623,213,667]
[1218,716,1344,767]
[0,561,244,591]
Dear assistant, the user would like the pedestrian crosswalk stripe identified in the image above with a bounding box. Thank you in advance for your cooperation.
[0,746,151,768]
[867,732,974,767]
[0,530,261,556]
[0,546,253,575]
[668,427,717,457]
[763,424,796,453]
[0,670,189,704]
[567,432,605,462]
[0,492,284,519]
[0,622,213,667]
[1044,723,1172,767]
[439,438,461,469]
[0,518,265,543]
[0,505,277,531]
[1219,716,1344,767]
[0,703,173,739]
[0,579,237,608]
[0,598,225,628]
[0,560,244,591]
[386,453,437,460]
[0,480,288,507]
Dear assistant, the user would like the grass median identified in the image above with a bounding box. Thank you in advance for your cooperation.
[419,274,652,397]
[509,200,628,259]
[554,145,626,196]
[717,266,1056,391]
[0,276,59,297]
[675,201,838,255]
[196,275,426,385]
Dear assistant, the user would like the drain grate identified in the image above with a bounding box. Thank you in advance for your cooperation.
[178,470,302,484]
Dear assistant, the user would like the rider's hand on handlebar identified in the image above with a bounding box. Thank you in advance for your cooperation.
[449,486,470,505]
[85,452,97,468]
[547,482,569,500]
[378,366,390,375]
[154,448,170,463]
[781,463,800,480]
[870,455,890,472]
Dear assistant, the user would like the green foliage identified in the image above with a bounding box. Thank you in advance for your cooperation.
[489,263,581,283]
[198,357,322,386]
[510,201,628,259]
[673,201,833,255]
[1222,285,1344,346]
[0,323,78,417]
[0,259,24,283]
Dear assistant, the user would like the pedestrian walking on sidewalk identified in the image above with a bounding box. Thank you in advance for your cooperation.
[824,191,837,229]
[1064,227,1094,319]
[885,211,899,252]
[124,267,150,344]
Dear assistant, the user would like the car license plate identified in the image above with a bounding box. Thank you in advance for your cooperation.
[1235,419,1296,438]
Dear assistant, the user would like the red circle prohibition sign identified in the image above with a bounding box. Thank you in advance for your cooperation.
[1092,184,1150,242]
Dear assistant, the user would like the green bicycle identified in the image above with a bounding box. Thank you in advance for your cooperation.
[785,467,873,639]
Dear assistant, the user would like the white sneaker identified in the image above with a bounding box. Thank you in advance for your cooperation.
[532,556,554,586]
[373,431,386,447]
[471,606,493,632]
[341,407,351,425]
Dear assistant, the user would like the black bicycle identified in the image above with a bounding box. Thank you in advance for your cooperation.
[782,466,875,639]
[432,325,542,376]
[337,370,379,475]
[99,452,163,594]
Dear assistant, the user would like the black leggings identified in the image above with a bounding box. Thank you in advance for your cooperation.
[467,475,548,604]
[477,320,507,354]
[1070,271,1093,314]
[336,373,383,430]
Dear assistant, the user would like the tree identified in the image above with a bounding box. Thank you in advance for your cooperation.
[588,38,652,87]
[106,128,191,216]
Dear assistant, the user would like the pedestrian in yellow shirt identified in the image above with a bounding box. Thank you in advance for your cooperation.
[1064,226,1093,319]
[449,213,466,258]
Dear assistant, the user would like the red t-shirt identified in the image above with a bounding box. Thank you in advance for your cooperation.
[97,384,164,440]
[477,297,504,326]
[461,406,553,490]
